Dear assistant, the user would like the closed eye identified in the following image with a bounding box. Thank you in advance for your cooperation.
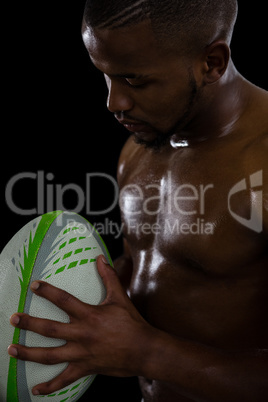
[125,78,147,88]
[104,72,150,88]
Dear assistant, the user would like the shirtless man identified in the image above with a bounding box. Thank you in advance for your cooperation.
[8,0,268,401]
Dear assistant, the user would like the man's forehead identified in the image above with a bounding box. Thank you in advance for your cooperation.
[82,20,163,60]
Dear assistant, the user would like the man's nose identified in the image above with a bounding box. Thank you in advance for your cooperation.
[106,80,134,113]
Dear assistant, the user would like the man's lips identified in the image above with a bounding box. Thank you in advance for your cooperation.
[117,119,154,133]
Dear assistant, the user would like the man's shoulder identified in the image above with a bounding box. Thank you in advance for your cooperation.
[240,100,268,236]
[117,136,144,186]
[120,135,139,157]
[241,131,267,184]
[246,85,268,128]
[240,84,268,164]
[254,87,268,121]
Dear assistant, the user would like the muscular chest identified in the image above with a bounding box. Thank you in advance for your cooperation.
[118,142,267,347]
[119,145,263,273]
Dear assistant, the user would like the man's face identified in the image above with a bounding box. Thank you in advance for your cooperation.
[82,20,202,149]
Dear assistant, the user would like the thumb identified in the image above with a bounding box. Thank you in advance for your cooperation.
[97,255,127,305]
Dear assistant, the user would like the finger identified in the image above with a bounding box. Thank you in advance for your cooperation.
[7,343,69,365]
[30,281,89,319]
[10,313,73,341]
[31,364,86,396]
[97,255,129,305]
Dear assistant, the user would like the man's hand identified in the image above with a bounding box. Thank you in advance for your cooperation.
[8,255,152,396]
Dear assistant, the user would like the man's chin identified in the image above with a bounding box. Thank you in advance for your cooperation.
[133,131,171,151]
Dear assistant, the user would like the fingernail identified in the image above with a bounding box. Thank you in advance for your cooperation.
[31,281,40,291]
[8,345,18,357]
[10,314,20,325]
[101,255,109,265]
[32,389,40,396]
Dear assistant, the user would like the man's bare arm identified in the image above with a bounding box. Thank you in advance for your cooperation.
[142,326,268,402]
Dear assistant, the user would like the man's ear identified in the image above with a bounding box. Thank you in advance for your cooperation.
[203,41,230,84]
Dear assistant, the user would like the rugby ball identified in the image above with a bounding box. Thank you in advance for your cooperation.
[0,211,112,402]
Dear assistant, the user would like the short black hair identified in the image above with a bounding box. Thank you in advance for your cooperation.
[83,0,238,54]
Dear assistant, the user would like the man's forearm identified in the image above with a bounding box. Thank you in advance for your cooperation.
[142,328,268,402]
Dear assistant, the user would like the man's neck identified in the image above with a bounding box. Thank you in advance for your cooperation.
[171,61,250,145]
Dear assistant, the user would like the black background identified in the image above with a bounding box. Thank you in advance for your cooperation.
[1,1,267,400]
